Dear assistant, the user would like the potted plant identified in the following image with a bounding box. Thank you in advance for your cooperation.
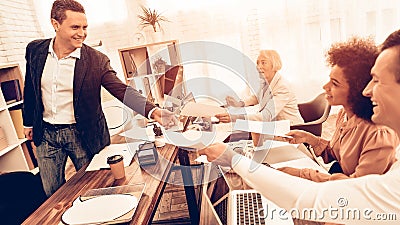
[138,5,169,33]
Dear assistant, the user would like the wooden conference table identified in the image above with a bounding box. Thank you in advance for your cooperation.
[22,135,183,225]
[22,129,324,225]
[22,111,229,225]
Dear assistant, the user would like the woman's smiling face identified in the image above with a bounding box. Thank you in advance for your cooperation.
[323,65,350,107]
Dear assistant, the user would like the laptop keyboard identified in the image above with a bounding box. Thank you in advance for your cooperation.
[236,192,265,225]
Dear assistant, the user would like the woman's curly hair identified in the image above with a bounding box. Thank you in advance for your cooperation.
[326,37,379,122]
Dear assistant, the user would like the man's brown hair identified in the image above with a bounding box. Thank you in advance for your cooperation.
[51,0,85,24]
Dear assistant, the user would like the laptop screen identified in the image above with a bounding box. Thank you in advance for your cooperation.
[205,166,230,225]
[207,166,230,205]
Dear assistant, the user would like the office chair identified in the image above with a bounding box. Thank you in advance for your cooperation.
[290,93,331,136]
[163,65,180,95]
[0,171,47,225]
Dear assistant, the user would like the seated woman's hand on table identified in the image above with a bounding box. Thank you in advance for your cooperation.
[286,129,319,146]
[276,130,319,178]
[225,96,244,107]
[215,113,233,123]
[197,143,239,167]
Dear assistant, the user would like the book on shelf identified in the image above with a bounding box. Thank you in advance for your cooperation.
[1,79,22,104]
[0,126,8,150]
[9,109,24,139]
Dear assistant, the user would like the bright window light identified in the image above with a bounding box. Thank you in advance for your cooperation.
[79,0,127,25]
[147,0,247,11]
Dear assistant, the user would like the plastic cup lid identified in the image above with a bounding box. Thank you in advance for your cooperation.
[107,155,124,164]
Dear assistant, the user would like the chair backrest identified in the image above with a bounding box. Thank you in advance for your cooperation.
[163,65,180,95]
[0,171,47,225]
[290,93,331,136]
[298,93,328,122]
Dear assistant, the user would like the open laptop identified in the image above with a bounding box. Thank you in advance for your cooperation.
[207,166,293,225]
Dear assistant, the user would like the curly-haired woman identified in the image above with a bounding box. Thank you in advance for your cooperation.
[279,37,399,182]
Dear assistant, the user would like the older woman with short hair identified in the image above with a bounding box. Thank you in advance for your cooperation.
[217,50,304,125]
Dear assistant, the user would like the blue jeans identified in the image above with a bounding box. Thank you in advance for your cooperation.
[36,125,92,197]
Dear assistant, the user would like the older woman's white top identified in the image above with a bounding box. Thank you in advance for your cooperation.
[244,73,304,125]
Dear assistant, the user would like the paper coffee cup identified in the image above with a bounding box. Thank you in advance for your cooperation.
[107,155,125,180]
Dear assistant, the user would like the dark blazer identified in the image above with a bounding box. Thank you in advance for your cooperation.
[23,39,155,155]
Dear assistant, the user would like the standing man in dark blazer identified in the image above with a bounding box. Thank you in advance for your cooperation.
[23,0,176,196]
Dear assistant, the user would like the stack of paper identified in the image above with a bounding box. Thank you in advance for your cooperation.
[163,130,216,149]
[163,126,231,149]
[119,127,155,141]
[86,142,144,171]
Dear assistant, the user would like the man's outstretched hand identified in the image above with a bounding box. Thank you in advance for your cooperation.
[151,108,178,129]
[197,143,239,167]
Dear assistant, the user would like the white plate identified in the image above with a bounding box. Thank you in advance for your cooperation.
[61,194,138,225]
[103,106,130,129]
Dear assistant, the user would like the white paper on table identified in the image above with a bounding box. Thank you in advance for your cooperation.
[233,119,290,137]
[119,126,155,141]
[86,142,145,171]
[227,105,260,115]
[180,102,227,117]
[194,155,210,164]
[163,128,230,149]
[163,130,213,149]
[272,157,329,174]
[256,140,298,151]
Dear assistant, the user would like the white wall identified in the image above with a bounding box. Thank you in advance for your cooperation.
[1,0,400,107]
[147,0,400,103]
[0,0,43,73]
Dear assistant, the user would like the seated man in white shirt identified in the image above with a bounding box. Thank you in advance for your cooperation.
[198,30,400,224]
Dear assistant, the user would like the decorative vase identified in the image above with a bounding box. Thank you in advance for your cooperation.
[152,31,163,43]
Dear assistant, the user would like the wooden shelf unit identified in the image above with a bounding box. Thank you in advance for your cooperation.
[118,40,183,105]
[0,63,36,172]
